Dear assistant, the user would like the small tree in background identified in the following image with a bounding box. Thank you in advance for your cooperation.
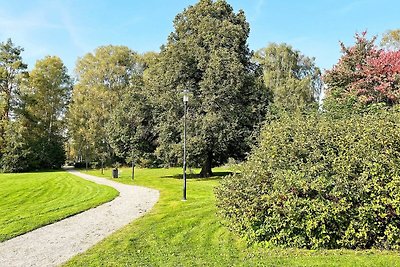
[254,43,321,115]
[323,31,400,112]
[352,50,400,105]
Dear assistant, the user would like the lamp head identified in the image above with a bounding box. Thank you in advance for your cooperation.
[183,89,189,103]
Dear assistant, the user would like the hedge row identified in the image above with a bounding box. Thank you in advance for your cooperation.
[216,112,400,249]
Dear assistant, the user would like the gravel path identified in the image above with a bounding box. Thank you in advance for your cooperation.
[0,169,159,267]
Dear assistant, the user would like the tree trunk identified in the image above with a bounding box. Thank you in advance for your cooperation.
[199,151,213,178]
[131,161,135,180]
[2,93,10,121]
[85,146,89,171]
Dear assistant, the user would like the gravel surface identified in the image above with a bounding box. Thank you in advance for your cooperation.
[0,169,159,267]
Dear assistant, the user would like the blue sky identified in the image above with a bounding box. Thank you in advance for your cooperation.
[0,0,399,74]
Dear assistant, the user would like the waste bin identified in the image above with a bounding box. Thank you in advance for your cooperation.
[112,168,118,178]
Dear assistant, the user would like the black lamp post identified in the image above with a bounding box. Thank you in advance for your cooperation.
[85,144,89,171]
[183,89,189,201]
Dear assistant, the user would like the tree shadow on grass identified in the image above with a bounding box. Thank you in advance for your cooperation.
[24,168,67,174]
[160,171,233,180]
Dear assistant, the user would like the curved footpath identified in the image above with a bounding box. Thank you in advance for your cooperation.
[0,169,159,267]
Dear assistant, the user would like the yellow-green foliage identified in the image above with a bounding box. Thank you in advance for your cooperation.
[216,112,400,249]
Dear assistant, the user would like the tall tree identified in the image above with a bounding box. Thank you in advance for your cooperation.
[254,43,322,113]
[0,39,27,150]
[68,45,143,165]
[23,56,72,168]
[147,0,255,177]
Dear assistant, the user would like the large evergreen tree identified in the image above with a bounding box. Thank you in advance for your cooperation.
[147,0,256,177]
[0,39,27,121]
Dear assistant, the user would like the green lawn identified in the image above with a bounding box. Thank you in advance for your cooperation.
[64,167,400,267]
[0,170,118,242]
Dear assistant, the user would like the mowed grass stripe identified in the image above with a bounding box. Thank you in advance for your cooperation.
[0,171,118,242]
[64,167,400,267]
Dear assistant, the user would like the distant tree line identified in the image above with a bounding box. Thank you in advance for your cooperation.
[1,0,399,177]
[66,0,322,178]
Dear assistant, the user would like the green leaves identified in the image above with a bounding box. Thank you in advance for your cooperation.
[254,43,321,114]
[0,39,27,154]
[68,45,142,165]
[216,112,400,249]
[147,0,255,176]
[22,56,71,169]
[106,89,157,167]
[0,40,70,171]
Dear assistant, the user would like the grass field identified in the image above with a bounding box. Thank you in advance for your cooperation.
[0,170,118,242]
[64,167,400,267]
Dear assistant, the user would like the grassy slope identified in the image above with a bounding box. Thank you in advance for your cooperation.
[64,167,400,267]
[0,171,118,242]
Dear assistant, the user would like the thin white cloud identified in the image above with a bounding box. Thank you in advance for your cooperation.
[256,0,266,11]
[0,8,61,31]
[0,7,63,67]
[338,1,365,15]
[0,1,90,71]
[58,7,91,54]
[248,0,266,22]
[0,8,61,42]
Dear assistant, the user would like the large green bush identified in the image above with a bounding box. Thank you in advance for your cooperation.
[216,112,400,249]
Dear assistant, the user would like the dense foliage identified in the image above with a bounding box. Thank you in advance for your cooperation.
[354,50,400,105]
[67,45,148,170]
[216,112,400,249]
[254,43,321,113]
[216,30,400,249]
[22,56,72,169]
[0,39,28,171]
[0,40,71,172]
[324,32,400,112]
[146,0,266,177]
[106,88,158,176]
